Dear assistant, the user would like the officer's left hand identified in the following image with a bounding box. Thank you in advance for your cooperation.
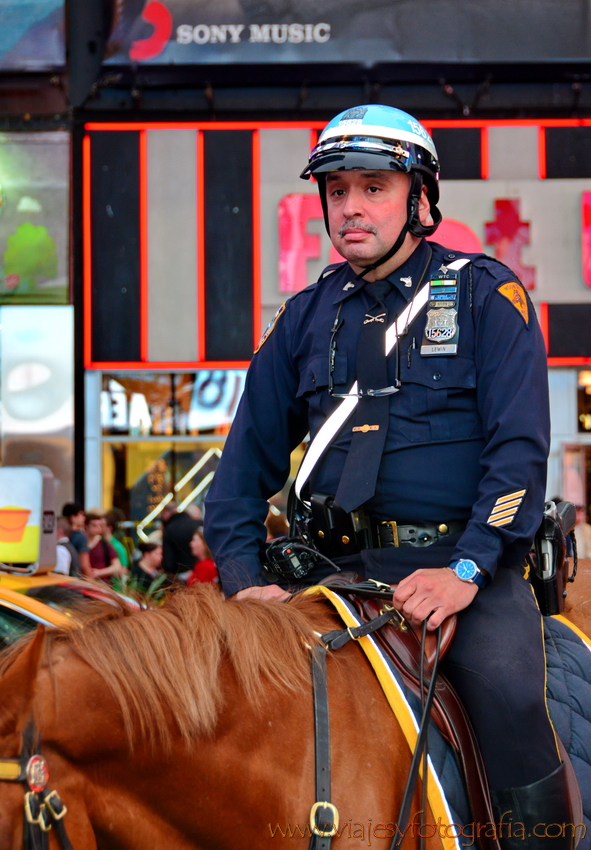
[393,568,479,631]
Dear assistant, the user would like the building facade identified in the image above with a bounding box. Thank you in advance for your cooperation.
[2,0,591,526]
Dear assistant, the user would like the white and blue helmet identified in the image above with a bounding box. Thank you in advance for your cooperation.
[301,105,441,255]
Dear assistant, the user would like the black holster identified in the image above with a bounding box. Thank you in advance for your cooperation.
[308,493,372,558]
[530,501,577,616]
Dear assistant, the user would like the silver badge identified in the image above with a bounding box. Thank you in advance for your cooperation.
[400,276,412,287]
[424,308,457,342]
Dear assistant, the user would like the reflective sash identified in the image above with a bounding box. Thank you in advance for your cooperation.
[294,258,470,501]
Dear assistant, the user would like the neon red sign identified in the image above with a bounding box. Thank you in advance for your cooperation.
[484,199,535,290]
[581,192,591,289]
[129,1,173,62]
[278,194,341,292]
[278,193,541,293]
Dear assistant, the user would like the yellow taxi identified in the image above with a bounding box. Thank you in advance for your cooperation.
[0,569,133,649]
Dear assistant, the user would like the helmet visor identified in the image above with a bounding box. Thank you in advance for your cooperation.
[300,135,438,181]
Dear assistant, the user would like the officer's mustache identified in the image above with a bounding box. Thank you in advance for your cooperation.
[338,219,378,238]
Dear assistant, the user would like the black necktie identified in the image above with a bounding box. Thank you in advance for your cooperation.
[335,280,392,512]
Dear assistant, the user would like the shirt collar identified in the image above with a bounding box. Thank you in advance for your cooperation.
[332,238,432,305]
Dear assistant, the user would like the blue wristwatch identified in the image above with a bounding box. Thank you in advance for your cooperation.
[450,558,488,589]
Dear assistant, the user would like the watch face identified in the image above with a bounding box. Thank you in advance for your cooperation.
[455,559,478,581]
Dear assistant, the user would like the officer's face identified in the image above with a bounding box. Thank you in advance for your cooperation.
[325,169,430,274]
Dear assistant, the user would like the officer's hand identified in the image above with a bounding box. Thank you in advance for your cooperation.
[233,584,291,602]
[393,568,479,631]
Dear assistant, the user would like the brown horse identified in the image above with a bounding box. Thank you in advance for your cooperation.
[562,558,591,635]
[0,584,447,850]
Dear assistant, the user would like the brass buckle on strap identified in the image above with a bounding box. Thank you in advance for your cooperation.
[379,520,399,547]
[367,579,392,592]
[309,801,340,837]
[44,790,67,820]
[24,792,51,831]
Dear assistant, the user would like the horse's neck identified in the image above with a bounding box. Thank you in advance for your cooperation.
[34,617,446,850]
[37,650,310,847]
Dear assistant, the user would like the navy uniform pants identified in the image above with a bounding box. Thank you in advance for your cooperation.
[304,535,561,791]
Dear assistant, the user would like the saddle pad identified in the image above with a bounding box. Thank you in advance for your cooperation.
[311,587,591,850]
[545,615,591,850]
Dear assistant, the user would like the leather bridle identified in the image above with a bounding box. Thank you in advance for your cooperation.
[309,583,442,850]
[0,719,73,850]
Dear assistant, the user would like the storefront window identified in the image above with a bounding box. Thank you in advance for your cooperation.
[100,370,246,437]
[102,439,224,524]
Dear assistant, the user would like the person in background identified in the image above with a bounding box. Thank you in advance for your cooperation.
[574,505,591,559]
[62,502,93,577]
[184,504,204,526]
[86,511,126,583]
[187,530,218,586]
[131,541,164,591]
[161,501,200,576]
[104,508,130,570]
[55,516,82,576]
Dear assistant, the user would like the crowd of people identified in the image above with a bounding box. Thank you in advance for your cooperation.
[54,500,222,593]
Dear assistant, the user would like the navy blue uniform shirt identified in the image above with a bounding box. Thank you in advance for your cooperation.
[205,239,550,596]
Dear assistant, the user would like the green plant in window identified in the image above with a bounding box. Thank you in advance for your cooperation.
[2,221,58,293]
[111,572,169,605]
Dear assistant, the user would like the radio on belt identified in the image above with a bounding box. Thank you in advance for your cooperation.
[420,270,460,356]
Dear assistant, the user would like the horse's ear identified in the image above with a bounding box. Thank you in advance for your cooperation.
[0,625,45,737]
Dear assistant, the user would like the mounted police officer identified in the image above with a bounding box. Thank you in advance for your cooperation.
[204,105,574,848]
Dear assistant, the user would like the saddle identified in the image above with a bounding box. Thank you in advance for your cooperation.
[318,574,583,850]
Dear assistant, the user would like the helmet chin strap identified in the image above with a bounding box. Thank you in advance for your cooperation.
[354,220,410,281]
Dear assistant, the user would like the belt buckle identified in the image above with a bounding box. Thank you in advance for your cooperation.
[380,520,399,547]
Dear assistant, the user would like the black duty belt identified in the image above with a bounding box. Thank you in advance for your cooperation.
[375,519,467,548]
[304,493,468,560]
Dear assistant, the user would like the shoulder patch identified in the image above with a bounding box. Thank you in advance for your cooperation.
[254,303,286,354]
[497,282,529,325]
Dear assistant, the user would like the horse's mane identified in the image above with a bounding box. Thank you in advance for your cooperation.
[0,585,329,750]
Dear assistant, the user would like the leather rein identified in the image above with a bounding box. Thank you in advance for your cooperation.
[0,719,73,850]
[308,582,442,850]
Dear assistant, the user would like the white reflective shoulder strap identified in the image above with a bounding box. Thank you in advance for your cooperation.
[294,257,470,502]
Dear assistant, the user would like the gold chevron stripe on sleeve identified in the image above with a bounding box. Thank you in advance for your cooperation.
[488,506,520,522]
[489,515,517,527]
[495,489,526,506]
[489,499,523,516]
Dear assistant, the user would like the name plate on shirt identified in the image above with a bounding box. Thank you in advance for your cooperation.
[420,271,460,356]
